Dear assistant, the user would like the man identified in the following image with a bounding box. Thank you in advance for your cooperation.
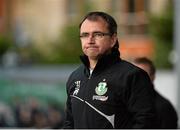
[133,57,178,128]
[63,11,156,129]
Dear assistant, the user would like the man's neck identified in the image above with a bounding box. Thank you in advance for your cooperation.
[89,59,98,69]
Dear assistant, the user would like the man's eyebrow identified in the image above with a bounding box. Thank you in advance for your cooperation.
[80,31,103,34]
[80,32,89,35]
[93,31,103,33]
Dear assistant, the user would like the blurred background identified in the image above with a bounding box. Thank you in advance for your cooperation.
[0,0,179,128]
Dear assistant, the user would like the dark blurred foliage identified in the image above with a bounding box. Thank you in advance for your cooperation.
[0,36,12,57]
[53,24,82,64]
[28,24,82,65]
[148,1,174,69]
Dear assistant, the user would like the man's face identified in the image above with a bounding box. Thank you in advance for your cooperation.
[80,17,117,60]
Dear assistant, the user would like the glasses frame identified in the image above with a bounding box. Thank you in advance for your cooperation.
[79,31,112,40]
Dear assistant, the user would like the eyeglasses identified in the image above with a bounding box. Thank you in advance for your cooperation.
[79,32,112,40]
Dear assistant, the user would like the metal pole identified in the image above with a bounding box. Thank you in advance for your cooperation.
[174,0,180,127]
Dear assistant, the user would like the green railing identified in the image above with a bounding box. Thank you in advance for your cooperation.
[0,79,67,107]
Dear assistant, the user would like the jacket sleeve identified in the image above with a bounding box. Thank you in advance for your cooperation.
[126,69,156,128]
[63,77,74,128]
[63,95,74,128]
[158,99,178,128]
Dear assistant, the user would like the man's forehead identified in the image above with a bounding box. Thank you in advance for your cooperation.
[80,18,108,31]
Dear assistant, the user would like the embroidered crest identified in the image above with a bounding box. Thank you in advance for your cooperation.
[95,81,108,96]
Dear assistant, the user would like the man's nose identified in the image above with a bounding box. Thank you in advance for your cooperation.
[87,35,95,43]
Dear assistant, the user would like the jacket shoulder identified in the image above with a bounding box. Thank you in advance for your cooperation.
[66,65,84,89]
[116,59,146,74]
[155,92,178,116]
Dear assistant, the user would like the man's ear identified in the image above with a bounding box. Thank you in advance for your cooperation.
[111,34,118,47]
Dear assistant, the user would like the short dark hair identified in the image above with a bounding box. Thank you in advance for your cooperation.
[133,57,156,76]
[79,11,117,35]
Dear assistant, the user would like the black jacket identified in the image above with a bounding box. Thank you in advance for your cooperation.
[154,90,178,128]
[63,51,156,129]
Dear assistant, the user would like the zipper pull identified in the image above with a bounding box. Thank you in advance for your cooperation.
[88,73,92,79]
[89,68,93,79]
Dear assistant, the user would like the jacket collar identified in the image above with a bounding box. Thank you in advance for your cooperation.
[80,50,121,77]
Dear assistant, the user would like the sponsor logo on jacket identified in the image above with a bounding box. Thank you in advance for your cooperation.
[73,80,81,96]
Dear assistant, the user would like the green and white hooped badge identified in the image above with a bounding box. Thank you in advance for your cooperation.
[95,82,108,96]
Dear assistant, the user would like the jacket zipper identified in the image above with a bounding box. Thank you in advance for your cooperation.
[88,73,92,79]
[88,68,93,79]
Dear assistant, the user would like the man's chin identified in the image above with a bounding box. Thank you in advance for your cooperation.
[87,55,99,60]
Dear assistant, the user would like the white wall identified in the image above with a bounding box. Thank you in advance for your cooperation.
[154,70,178,112]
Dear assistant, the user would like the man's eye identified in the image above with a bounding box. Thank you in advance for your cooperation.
[94,33,103,37]
[80,33,89,38]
